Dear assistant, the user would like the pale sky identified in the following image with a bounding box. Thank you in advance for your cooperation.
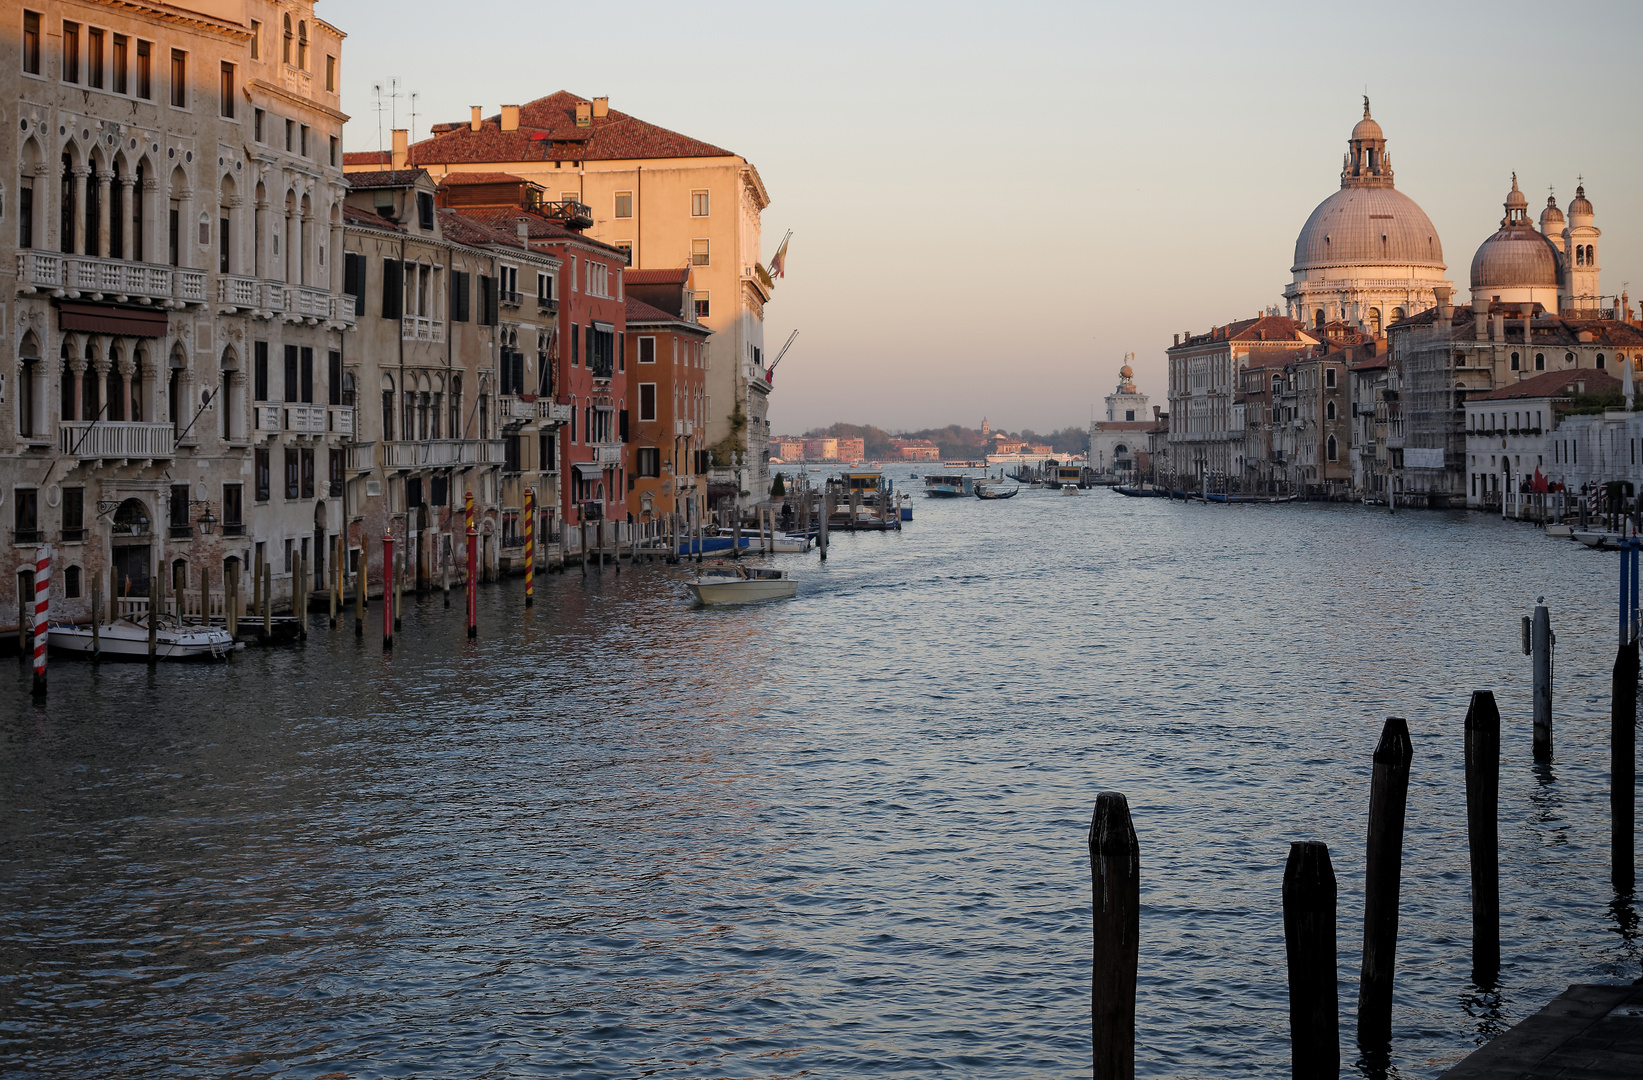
[325,0,1643,435]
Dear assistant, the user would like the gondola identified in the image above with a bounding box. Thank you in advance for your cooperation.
[975,485,1019,500]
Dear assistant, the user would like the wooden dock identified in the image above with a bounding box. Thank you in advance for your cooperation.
[1440,982,1643,1079]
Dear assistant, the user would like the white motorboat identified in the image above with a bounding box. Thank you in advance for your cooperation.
[1546,524,1573,537]
[1061,484,1085,495]
[48,612,238,659]
[1573,530,1622,549]
[770,532,813,553]
[686,564,797,605]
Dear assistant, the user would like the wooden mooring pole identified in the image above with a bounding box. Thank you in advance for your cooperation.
[227,564,238,640]
[1089,791,1139,1080]
[1613,540,1639,893]
[353,539,365,637]
[524,487,535,606]
[1284,840,1339,1080]
[90,573,102,661]
[382,534,395,650]
[1529,600,1553,762]
[1464,690,1501,984]
[1357,717,1413,1053]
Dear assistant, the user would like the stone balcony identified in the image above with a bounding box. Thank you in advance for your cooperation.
[383,439,507,469]
[536,401,572,423]
[58,421,176,460]
[674,419,695,437]
[252,402,351,438]
[402,316,445,343]
[591,443,623,465]
[18,251,205,307]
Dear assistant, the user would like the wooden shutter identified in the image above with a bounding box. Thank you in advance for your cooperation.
[381,258,402,319]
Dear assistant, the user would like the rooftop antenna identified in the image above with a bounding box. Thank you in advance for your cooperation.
[372,82,383,159]
[410,91,419,145]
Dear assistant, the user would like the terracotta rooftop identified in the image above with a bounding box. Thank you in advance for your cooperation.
[450,206,630,259]
[439,172,529,186]
[343,150,391,167]
[342,204,401,231]
[345,169,427,191]
[414,91,736,166]
[624,296,707,332]
[1393,306,1643,347]
[435,207,525,250]
[1172,315,1312,350]
[1475,368,1622,401]
[625,267,691,286]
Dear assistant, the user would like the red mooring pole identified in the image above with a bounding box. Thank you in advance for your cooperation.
[524,487,535,608]
[31,544,51,696]
[465,490,478,639]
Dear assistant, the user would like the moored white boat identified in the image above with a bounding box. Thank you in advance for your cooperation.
[48,612,238,659]
[770,532,813,553]
[1573,530,1622,549]
[686,565,797,605]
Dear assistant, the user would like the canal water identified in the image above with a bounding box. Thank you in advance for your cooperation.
[2,489,1638,1078]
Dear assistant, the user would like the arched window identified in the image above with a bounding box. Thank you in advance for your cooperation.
[1313,309,1325,329]
[1326,436,1337,462]
[1510,352,1520,371]
[1368,308,1382,336]
[1565,352,1575,366]
[1586,245,1594,264]
[1326,401,1336,421]
[1392,306,1406,322]
[282,15,292,64]
[106,346,124,421]
[131,347,145,421]
[1576,246,1585,266]
[82,340,100,418]
[60,152,76,253]
[1535,353,1545,371]
[1597,354,1606,369]
[297,22,308,69]
[381,373,395,442]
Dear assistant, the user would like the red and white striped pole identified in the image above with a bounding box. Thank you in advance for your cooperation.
[381,533,395,649]
[32,544,51,695]
[465,489,478,639]
[524,487,535,608]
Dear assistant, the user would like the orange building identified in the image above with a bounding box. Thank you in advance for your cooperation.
[623,271,711,523]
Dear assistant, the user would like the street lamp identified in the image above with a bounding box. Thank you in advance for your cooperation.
[198,507,217,535]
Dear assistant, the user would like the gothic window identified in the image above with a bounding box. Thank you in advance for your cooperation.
[1326,401,1337,421]
[1534,353,1545,371]
[1510,352,1520,371]
[1327,436,1338,462]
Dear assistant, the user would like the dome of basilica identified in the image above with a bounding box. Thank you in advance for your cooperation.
[1470,175,1560,292]
[1292,185,1445,272]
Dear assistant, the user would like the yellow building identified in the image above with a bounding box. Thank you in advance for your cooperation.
[347,92,777,510]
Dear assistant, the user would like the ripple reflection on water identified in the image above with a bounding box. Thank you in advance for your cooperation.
[1,493,1639,1078]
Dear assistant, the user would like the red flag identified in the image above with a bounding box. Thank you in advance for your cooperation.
[1532,467,1548,493]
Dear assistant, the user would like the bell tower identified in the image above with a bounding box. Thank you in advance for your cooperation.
[1341,97,1394,189]
[1563,182,1601,315]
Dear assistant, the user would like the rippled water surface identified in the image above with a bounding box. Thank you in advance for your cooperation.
[3,490,1640,1078]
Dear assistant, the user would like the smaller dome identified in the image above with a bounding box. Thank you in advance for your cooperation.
[1352,116,1384,142]
[1504,174,1528,212]
[1540,195,1564,226]
[1568,183,1593,216]
[1119,364,1134,379]
[1471,227,1559,291]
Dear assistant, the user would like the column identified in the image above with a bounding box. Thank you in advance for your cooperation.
[96,170,113,258]
[118,353,137,423]
[140,178,159,264]
[117,177,135,261]
[72,166,91,255]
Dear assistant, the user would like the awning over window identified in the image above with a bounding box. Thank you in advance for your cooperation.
[573,462,606,478]
[58,301,169,338]
[592,321,615,333]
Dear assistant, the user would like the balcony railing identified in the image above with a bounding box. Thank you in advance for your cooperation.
[286,403,326,434]
[14,528,44,545]
[536,401,572,422]
[674,419,695,436]
[347,442,376,473]
[254,403,282,433]
[382,439,503,468]
[331,295,357,329]
[591,443,623,465]
[218,274,259,311]
[502,396,535,423]
[479,439,506,465]
[536,295,558,315]
[402,316,445,342]
[287,285,331,323]
[499,289,523,307]
[58,421,176,459]
[18,251,204,306]
[169,524,194,540]
[590,362,614,380]
[329,405,355,436]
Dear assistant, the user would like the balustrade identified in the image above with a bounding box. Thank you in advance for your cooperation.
[58,421,176,459]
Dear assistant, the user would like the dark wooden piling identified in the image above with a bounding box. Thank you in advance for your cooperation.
[1612,639,1637,894]
[1464,691,1501,984]
[90,573,101,660]
[353,541,365,637]
[1089,791,1139,1080]
[1283,840,1339,1079]
[1357,717,1413,1053]
[146,574,158,663]
[1532,602,1553,762]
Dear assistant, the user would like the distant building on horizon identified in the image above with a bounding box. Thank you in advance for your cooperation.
[1090,360,1151,476]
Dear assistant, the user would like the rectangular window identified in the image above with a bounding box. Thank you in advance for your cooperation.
[218,216,230,272]
[327,448,343,498]
[87,28,103,88]
[638,382,657,422]
[479,275,498,325]
[537,272,553,302]
[167,202,179,266]
[691,238,709,266]
[300,448,315,499]
[381,258,403,319]
[62,21,79,83]
[614,191,633,218]
[169,49,186,107]
[223,484,243,533]
[638,336,657,364]
[694,292,710,320]
[14,489,40,542]
[283,345,298,401]
[691,190,709,217]
[329,136,338,167]
[284,448,299,500]
[254,448,270,501]
[327,350,343,406]
[111,34,126,93]
[22,11,41,75]
[636,447,660,477]
[219,62,234,117]
[64,566,81,598]
[253,108,264,142]
[300,347,314,404]
[451,270,470,322]
[253,341,269,400]
[342,252,363,313]
[18,183,32,249]
[250,20,261,60]
[417,190,434,231]
[571,323,579,367]
[63,487,84,541]
[325,54,335,92]
[285,119,294,152]
[170,484,191,534]
[300,124,309,156]
[135,40,151,98]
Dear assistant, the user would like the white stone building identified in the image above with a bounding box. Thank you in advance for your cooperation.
[1089,358,1150,477]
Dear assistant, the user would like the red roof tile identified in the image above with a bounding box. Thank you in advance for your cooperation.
[342,204,401,231]
[450,206,630,259]
[412,91,736,166]
[623,296,707,333]
[439,172,529,186]
[346,169,428,190]
[625,268,690,286]
[1475,368,1621,401]
[435,207,524,249]
[344,150,391,167]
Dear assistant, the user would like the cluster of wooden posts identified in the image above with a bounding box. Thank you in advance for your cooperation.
[1088,565,1638,1077]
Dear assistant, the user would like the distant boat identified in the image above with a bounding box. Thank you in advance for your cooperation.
[924,474,973,497]
[678,535,753,556]
[1573,530,1622,549]
[1061,484,1085,495]
[1114,485,1164,497]
[975,483,1019,500]
[770,533,813,553]
[686,565,797,605]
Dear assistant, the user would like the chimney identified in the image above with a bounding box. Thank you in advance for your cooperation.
[575,101,592,127]
[1471,296,1489,342]
[516,218,530,245]
[500,105,520,132]
[1173,334,1179,346]
[1433,285,1453,321]
[391,128,408,170]
[1153,405,1162,421]
[591,96,609,119]
[1492,312,1505,342]
[470,106,483,133]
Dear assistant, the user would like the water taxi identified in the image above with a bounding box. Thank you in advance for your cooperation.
[924,474,974,497]
[686,564,797,605]
[49,611,237,660]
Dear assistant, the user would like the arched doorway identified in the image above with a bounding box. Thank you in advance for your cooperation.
[111,497,153,596]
